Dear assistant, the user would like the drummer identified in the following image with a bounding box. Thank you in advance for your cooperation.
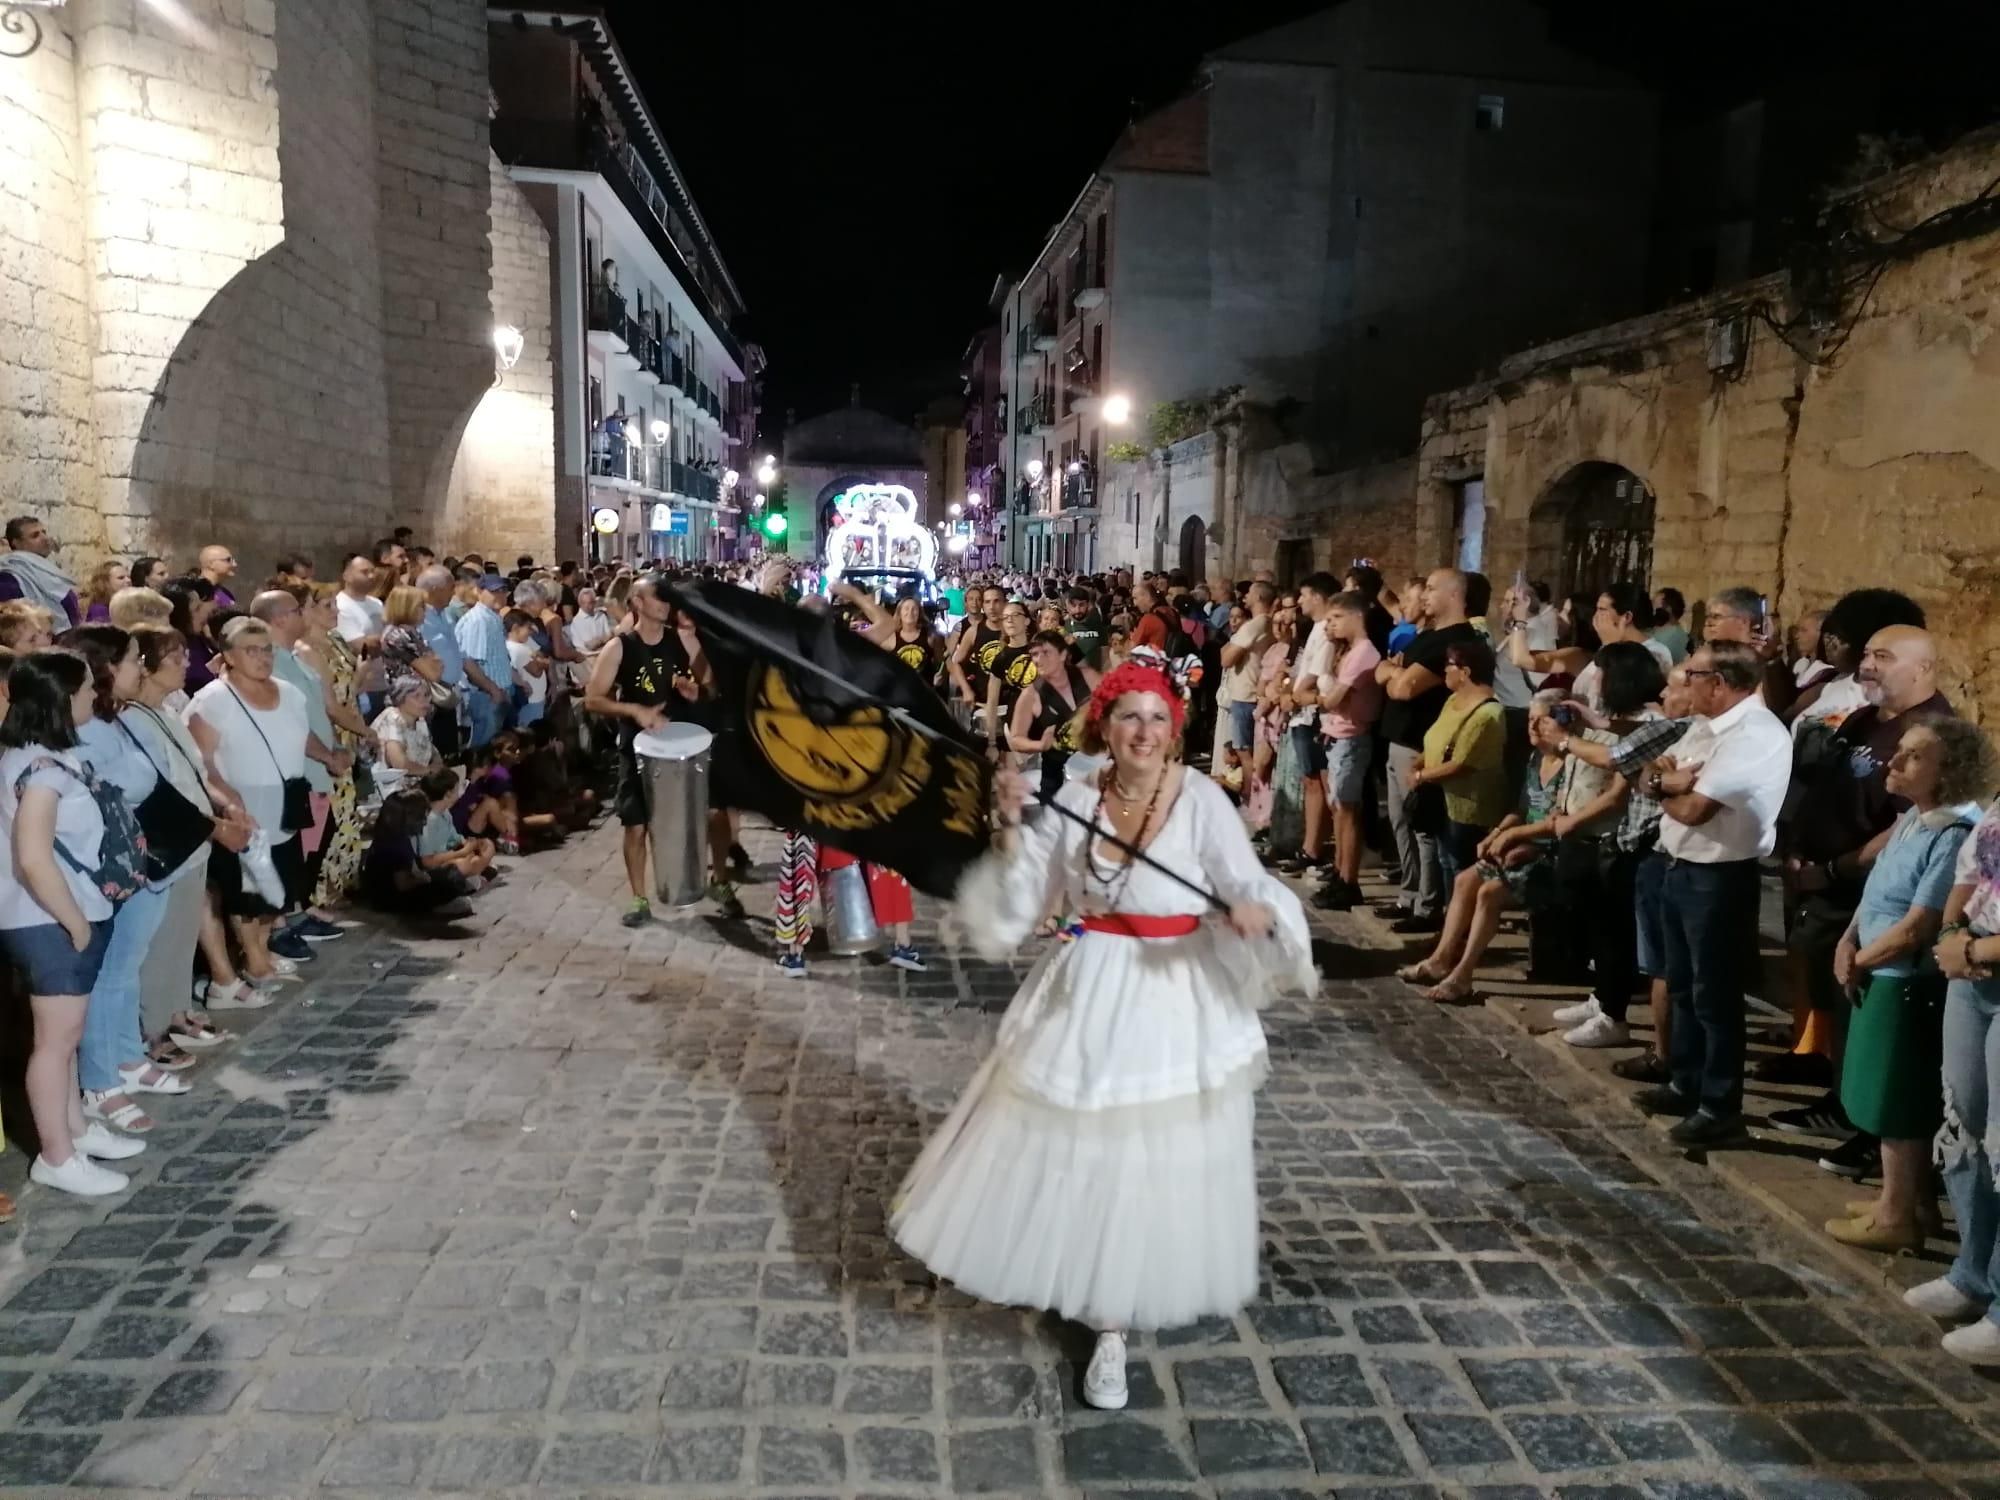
[582,574,747,927]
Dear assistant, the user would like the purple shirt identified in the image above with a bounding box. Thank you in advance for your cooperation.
[0,572,81,627]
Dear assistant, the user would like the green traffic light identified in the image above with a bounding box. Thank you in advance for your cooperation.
[763,513,788,537]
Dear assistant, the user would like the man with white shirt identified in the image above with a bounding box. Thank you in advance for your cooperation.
[1637,641,1793,1148]
[334,552,388,707]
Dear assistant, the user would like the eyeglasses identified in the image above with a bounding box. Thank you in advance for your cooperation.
[1682,668,1721,681]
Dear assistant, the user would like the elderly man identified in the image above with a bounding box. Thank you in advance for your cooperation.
[250,589,353,955]
[198,544,240,610]
[0,515,82,626]
[1636,641,1793,1148]
[454,573,516,748]
[1766,622,1951,1173]
[413,565,471,762]
[1377,567,1480,930]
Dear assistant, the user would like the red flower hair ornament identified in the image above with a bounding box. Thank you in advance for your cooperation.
[1085,645,1200,734]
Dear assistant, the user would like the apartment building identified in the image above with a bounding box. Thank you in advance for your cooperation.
[489,7,751,563]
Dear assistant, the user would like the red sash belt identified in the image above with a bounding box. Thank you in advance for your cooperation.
[1080,913,1201,938]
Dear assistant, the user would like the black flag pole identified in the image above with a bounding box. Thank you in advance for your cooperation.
[669,586,1230,914]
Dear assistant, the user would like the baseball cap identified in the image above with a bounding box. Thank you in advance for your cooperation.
[478,573,508,592]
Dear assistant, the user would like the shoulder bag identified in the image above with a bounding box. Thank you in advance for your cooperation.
[227,684,314,832]
[116,712,215,881]
[1411,699,1502,837]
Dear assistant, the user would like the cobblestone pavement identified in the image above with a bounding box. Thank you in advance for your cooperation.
[1,821,1997,1498]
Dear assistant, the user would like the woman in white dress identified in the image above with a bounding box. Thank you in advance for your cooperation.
[891,647,1315,1410]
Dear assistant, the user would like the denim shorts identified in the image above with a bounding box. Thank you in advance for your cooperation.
[1324,735,1374,804]
[0,917,114,994]
[1288,724,1327,775]
[1633,848,1668,978]
[1227,699,1258,751]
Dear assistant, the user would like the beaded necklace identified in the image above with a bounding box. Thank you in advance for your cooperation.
[1083,765,1166,911]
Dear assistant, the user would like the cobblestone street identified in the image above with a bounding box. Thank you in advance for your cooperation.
[0,822,1996,1498]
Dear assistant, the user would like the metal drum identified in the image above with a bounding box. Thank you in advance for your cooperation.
[633,723,712,908]
[821,860,882,955]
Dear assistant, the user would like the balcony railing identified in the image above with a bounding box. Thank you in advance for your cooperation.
[588,283,628,348]
[1061,469,1097,509]
[665,348,685,393]
[1030,308,1058,351]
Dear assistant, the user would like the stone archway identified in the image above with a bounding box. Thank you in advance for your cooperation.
[1528,462,1656,599]
[1178,515,1206,582]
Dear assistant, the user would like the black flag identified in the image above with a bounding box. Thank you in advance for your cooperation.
[665,581,992,898]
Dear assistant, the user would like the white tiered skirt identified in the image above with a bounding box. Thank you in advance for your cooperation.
[890,1049,1264,1332]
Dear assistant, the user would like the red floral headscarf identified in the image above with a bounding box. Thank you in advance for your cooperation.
[1086,646,1187,733]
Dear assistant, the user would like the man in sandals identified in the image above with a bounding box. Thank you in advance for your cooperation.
[583,574,746,927]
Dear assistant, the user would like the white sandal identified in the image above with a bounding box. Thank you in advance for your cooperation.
[82,1089,154,1134]
[168,1012,230,1049]
[118,1063,191,1096]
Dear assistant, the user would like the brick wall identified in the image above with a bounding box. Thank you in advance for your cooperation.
[440,153,555,562]
[0,20,99,556]
[0,0,545,582]
[1414,130,2000,723]
[372,0,494,530]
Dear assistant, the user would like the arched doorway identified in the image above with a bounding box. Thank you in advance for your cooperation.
[1529,462,1655,598]
[1178,515,1206,582]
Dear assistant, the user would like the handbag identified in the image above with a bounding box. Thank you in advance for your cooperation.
[115,715,214,881]
[14,755,148,905]
[1411,699,1501,836]
[227,683,313,832]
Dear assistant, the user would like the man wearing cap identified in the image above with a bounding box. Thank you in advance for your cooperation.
[455,573,515,749]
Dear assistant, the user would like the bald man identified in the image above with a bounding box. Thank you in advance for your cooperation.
[198,543,239,608]
[1765,622,1953,1163]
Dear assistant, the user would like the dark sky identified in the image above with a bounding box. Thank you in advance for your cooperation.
[600,0,1998,438]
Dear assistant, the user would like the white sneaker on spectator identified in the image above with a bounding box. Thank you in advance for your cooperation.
[1906,1277,1986,1321]
[1082,1331,1129,1410]
[1553,998,1600,1026]
[30,1153,128,1197]
[1565,1011,1630,1048]
[1941,1318,2000,1365]
[204,979,274,1010]
[77,1122,147,1161]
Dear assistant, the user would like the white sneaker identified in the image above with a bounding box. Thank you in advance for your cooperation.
[30,1152,129,1197]
[204,980,274,1010]
[1565,1012,1631,1048]
[77,1122,147,1161]
[1552,997,1600,1026]
[1082,1331,1129,1410]
[1941,1317,2000,1365]
[1905,1276,1987,1322]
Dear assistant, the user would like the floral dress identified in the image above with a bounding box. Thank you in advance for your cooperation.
[311,633,364,906]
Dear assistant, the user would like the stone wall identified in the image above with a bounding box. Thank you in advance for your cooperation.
[0,0,543,581]
[440,153,555,562]
[0,19,99,556]
[1414,129,2000,722]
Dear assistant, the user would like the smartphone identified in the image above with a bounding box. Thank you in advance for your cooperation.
[1756,595,1769,634]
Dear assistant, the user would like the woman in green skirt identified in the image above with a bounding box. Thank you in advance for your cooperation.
[1830,717,1996,1253]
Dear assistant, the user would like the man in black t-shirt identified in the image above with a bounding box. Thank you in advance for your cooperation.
[1376,568,1480,930]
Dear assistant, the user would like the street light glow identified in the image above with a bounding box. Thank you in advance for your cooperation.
[650,419,670,443]
[948,502,962,516]
[1025,459,1044,480]
[756,461,777,486]
[1103,393,1132,425]
[966,491,981,507]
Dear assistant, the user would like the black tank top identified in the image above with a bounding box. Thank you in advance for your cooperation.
[991,642,1038,714]
[963,623,1002,695]
[613,625,693,742]
[892,630,935,678]
[1033,663,1089,799]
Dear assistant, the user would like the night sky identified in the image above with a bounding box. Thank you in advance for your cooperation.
[600,0,1998,438]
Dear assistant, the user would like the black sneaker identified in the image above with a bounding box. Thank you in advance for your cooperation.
[1389,911,1442,935]
[1669,1111,1751,1150]
[269,929,315,962]
[1633,1086,1698,1117]
[1751,1051,1832,1087]
[1610,1050,1670,1085]
[1277,854,1318,875]
[1767,1095,1849,1137]
[1817,1134,1881,1181]
[1312,881,1356,912]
